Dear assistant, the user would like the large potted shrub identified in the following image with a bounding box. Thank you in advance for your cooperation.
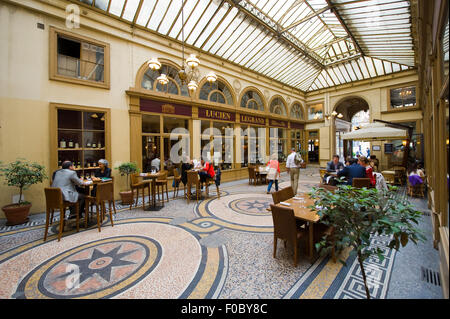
[309,183,425,299]
[115,162,138,205]
[0,159,47,225]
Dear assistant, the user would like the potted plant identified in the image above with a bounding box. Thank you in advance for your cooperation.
[115,162,138,205]
[0,159,47,226]
[308,183,425,299]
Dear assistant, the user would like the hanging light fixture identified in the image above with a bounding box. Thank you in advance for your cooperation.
[148,58,161,71]
[157,73,169,85]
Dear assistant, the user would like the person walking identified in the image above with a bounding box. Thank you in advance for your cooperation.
[266,154,280,194]
[286,148,303,195]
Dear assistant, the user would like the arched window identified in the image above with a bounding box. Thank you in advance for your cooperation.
[141,64,189,97]
[290,103,304,120]
[270,97,286,116]
[240,90,264,111]
[199,80,233,105]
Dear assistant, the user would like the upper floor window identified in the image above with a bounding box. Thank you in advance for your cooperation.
[141,64,189,97]
[50,27,110,89]
[270,97,287,116]
[240,90,264,111]
[389,86,416,109]
[290,103,304,120]
[199,80,233,105]
[308,103,323,120]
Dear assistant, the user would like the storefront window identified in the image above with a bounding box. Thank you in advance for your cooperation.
[142,114,160,134]
[291,129,304,154]
[241,125,266,167]
[308,103,323,120]
[199,120,234,170]
[389,86,416,109]
[441,19,449,79]
[307,131,319,163]
[163,117,188,133]
[270,127,287,162]
[142,135,161,173]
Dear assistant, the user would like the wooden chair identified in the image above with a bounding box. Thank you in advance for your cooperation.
[381,170,395,185]
[205,175,220,199]
[352,178,371,188]
[44,187,80,242]
[407,176,425,197]
[186,171,201,203]
[248,166,259,185]
[130,173,151,210]
[318,183,338,193]
[85,182,115,232]
[270,204,307,267]
[319,168,328,181]
[172,168,183,199]
[155,171,169,203]
[272,186,295,205]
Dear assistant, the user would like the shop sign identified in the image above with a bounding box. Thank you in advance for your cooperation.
[240,114,266,126]
[198,108,235,122]
[290,121,304,129]
[269,119,287,128]
[140,99,192,116]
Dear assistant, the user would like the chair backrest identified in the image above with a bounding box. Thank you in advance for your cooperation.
[270,204,297,242]
[352,178,371,188]
[319,169,327,180]
[44,187,63,209]
[130,173,140,186]
[96,182,114,201]
[318,183,338,193]
[272,186,294,204]
[173,167,180,178]
[248,166,255,178]
[157,171,168,181]
[187,171,199,185]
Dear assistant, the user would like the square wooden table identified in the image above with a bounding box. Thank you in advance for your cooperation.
[274,194,320,262]
[138,172,163,210]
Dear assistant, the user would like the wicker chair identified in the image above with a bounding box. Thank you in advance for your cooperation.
[84,181,115,232]
[186,171,201,203]
[155,171,169,204]
[352,178,371,188]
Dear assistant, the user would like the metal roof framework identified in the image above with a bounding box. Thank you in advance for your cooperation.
[74,0,416,92]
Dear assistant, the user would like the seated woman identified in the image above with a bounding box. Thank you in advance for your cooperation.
[198,159,215,188]
[357,156,376,187]
[91,159,111,196]
[180,156,193,188]
[408,163,424,186]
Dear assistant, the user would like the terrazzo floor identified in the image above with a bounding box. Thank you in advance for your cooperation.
[0,166,444,299]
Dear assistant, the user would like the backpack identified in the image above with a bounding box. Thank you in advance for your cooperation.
[294,152,303,166]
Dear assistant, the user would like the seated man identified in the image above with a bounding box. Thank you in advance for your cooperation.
[198,159,215,188]
[324,155,344,185]
[51,161,89,218]
[337,158,367,185]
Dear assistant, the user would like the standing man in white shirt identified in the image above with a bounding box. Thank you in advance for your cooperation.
[285,148,302,195]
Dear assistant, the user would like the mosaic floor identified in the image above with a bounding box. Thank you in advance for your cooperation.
[0,168,443,299]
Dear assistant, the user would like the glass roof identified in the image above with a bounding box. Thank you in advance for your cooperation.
[74,0,415,92]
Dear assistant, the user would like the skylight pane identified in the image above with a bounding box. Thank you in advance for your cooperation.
[94,0,109,11]
[158,1,184,34]
[168,0,197,38]
[186,1,218,45]
[364,57,377,77]
[373,58,385,76]
[193,4,229,48]
[135,0,157,27]
[202,8,239,51]
[214,17,249,56]
[227,26,260,61]
[108,0,125,17]
[176,0,210,42]
[147,0,171,30]
[122,0,140,21]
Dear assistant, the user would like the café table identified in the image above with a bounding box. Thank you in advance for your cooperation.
[138,172,163,211]
[274,194,320,262]
[255,166,268,184]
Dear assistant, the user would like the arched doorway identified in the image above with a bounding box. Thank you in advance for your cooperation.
[333,97,369,161]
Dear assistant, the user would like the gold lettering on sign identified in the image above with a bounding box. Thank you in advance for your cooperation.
[205,109,232,121]
[162,104,175,114]
[240,115,265,125]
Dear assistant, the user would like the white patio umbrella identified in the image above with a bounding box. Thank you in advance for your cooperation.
[341,122,408,141]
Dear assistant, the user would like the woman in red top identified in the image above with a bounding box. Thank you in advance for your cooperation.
[358,156,376,187]
[199,159,215,188]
